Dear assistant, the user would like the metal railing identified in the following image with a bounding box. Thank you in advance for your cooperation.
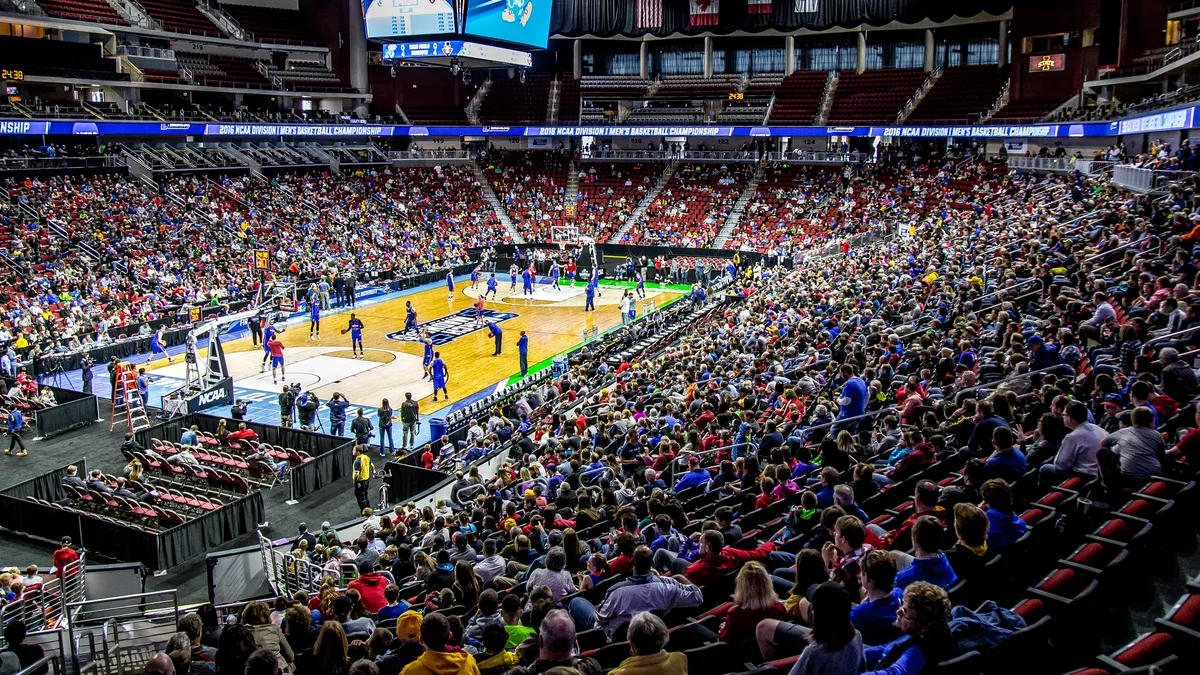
[681,150,761,162]
[0,156,124,171]
[1007,156,1075,172]
[389,149,472,160]
[65,589,179,675]
[1113,165,1197,193]
[580,149,671,161]
[955,364,1074,397]
[764,150,870,164]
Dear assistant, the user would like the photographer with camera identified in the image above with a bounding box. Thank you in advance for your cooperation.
[278,385,297,428]
[80,355,94,394]
[328,393,350,436]
[296,391,320,432]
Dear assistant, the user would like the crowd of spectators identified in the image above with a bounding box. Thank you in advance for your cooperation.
[128,155,1200,675]
[0,164,504,360]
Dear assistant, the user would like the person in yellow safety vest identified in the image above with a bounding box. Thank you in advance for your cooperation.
[352,446,376,511]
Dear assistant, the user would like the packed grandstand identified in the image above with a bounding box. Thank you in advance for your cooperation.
[2,2,1200,675]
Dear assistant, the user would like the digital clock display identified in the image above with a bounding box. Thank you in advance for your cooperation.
[728,92,744,101]
[1,69,24,81]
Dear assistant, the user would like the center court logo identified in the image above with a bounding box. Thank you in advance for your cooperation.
[386,308,519,346]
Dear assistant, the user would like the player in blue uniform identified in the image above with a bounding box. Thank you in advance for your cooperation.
[430,352,449,402]
[549,262,561,291]
[516,330,529,376]
[470,266,481,289]
[260,322,280,372]
[446,270,455,300]
[635,270,646,299]
[508,263,519,291]
[584,280,596,312]
[346,314,365,359]
[147,326,173,364]
[487,321,503,356]
[404,301,417,332]
[521,267,534,298]
[308,299,321,340]
[485,273,498,299]
[421,333,434,380]
[726,260,737,281]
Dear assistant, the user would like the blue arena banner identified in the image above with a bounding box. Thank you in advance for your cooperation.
[386,308,519,346]
[0,118,1178,138]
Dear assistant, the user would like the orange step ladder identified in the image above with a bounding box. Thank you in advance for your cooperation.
[109,362,150,432]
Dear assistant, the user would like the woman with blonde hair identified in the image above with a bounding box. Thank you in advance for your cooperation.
[240,600,294,670]
[413,551,436,582]
[719,561,786,652]
[293,620,350,675]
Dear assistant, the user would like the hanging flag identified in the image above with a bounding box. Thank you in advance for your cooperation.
[748,0,772,14]
[690,0,719,26]
[637,0,663,29]
[795,0,818,12]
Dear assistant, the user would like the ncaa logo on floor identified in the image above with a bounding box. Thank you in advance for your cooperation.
[386,308,520,346]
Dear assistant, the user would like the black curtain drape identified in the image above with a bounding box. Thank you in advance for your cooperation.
[289,444,354,499]
[381,461,450,505]
[551,0,1013,38]
[0,486,265,571]
[0,377,98,439]
[137,414,356,500]
[0,460,82,503]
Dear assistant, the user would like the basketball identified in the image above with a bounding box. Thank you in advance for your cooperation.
[341,328,349,335]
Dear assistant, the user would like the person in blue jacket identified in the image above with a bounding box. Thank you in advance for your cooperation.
[5,407,26,456]
[673,455,710,492]
[516,330,529,376]
[893,516,959,591]
[327,393,350,436]
[980,478,1027,552]
[862,581,953,675]
[487,321,503,356]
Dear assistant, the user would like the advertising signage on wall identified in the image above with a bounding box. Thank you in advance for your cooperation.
[1030,53,1066,72]
[1115,107,1196,135]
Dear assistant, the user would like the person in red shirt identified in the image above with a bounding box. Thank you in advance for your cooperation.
[421,447,435,469]
[684,530,779,586]
[52,537,79,579]
[1167,407,1200,463]
[719,561,787,647]
[347,563,389,613]
[607,532,637,577]
[227,423,259,441]
[266,336,285,385]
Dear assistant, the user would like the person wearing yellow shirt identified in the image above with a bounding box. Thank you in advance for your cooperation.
[399,612,479,675]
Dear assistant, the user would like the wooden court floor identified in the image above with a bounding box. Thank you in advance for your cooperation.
[209,279,685,415]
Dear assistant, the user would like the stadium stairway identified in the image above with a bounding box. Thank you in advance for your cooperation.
[473,160,524,244]
[815,73,838,125]
[564,159,579,215]
[713,160,767,249]
[609,160,677,243]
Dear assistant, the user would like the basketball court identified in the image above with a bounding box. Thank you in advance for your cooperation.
[134,243,689,446]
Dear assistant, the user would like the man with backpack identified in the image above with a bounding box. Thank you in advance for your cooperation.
[400,392,420,452]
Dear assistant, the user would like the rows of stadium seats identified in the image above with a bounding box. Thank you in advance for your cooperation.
[574,161,664,242]
[176,53,271,89]
[990,98,1064,122]
[139,0,220,35]
[558,76,581,124]
[580,75,651,100]
[827,68,927,124]
[655,74,741,98]
[37,0,128,25]
[485,150,569,241]
[622,163,751,247]
[219,2,317,44]
[725,164,843,251]
[480,73,554,124]
[766,70,828,124]
[625,101,705,124]
[907,65,1008,124]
